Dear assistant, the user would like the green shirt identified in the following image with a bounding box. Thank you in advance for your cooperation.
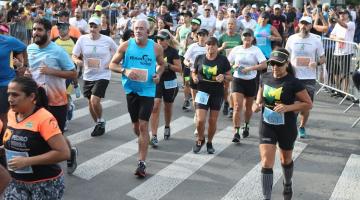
[218,33,242,56]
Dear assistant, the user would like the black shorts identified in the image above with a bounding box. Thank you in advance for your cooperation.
[83,79,109,99]
[0,86,9,114]
[333,54,353,77]
[126,93,154,122]
[196,94,223,111]
[299,79,316,102]
[232,78,257,97]
[259,121,298,150]
[155,82,179,103]
[181,56,191,81]
[47,105,67,133]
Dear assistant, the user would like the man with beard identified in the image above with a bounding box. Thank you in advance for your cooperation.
[26,17,78,174]
[50,10,81,40]
[109,19,165,178]
[69,8,90,35]
[285,16,325,139]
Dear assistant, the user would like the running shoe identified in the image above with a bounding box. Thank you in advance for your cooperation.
[164,127,171,140]
[150,135,158,147]
[206,142,215,154]
[283,182,293,200]
[182,99,191,111]
[299,127,306,138]
[227,108,233,119]
[91,122,106,137]
[193,139,205,153]
[232,133,240,143]
[223,102,229,116]
[135,161,146,178]
[74,83,81,98]
[242,126,249,138]
[67,147,78,174]
[67,101,75,121]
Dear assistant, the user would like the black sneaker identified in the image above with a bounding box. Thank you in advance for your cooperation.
[67,147,78,174]
[193,139,205,153]
[227,108,233,119]
[242,126,249,138]
[182,99,191,111]
[164,127,170,140]
[223,102,229,116]
[135,161,146,178]
[232,133,240,143]
[283,182,293,200]
[91,122,105,137]
[206,142,215,154]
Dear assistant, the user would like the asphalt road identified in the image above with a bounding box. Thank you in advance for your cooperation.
[61,73,360,200]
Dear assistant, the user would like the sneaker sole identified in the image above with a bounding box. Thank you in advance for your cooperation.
[135,171,146,178]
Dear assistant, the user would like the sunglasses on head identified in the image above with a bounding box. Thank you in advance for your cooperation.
[269,61,286,67]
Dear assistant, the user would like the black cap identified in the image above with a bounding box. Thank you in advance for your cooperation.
[156,29,171,40]
[11,1,18,7]
[242,28,254,37]
[180,10,192,17]
[205,36,218,46]
[197,28,209,35]
[268,50,289,63]
[260,12,270,19]
[58,10,69,17]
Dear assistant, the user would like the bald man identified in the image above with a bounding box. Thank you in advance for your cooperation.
[69,8,90,34]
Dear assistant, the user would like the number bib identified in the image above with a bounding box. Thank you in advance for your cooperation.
[164,79,177,89]
[195,91,210,105]
[263,107,285,125]
[130,68,148,82]
[5,149,33,174]
[87,58,101,69]
[295,57,310,67]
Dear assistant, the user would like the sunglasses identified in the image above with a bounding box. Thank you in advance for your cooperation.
[269,61,286,67]
[205,9,210,11]
[90,24,98,28]
[197,33,207,37]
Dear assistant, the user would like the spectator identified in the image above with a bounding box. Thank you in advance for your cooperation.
[69,8,90,34]
[270,4,287,48]
[158,3,173,31]
[191,2,201,18]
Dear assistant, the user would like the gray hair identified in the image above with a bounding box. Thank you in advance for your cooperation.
[132,19,150,30]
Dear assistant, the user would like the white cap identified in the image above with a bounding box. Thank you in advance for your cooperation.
[283,2,289,5]
[299,16,313,24]
[227,7,236,13]
[88,17,100,25]
[251,4,257,8]
[274,4,281,9]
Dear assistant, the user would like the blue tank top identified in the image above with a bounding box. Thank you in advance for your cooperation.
[254,24,272,59]
[123,38,157,97]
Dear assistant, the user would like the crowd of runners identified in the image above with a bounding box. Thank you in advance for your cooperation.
[0,0,360,199]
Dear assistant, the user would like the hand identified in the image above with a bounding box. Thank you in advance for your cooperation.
[252,102,262,113]
[192,76,199,84]
[273,103,289,113]
[221,42,228,49]
[152,73,160,84]
[8,156,29,171]
[39,66,55,75]
[215,74,225,83]
[75,60,84,67]
[308,62,317,69]
[13,57,22,68]
[241,67,252,74]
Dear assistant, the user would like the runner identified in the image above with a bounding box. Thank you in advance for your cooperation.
[252,48,312,200]
[228,28,267,143]
[191,36,231,154]
[3,76,70,200]
[150,29,181,146]
[109,19,165,178]
[0,120,10,194]
[26,17,78,174]
[285,16,325,138]
[72,17,118,137]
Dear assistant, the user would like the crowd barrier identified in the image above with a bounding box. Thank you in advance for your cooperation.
[316,37,360,127]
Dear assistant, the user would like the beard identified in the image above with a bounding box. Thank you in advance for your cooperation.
[33,34,48,46]
[299,28,309,37]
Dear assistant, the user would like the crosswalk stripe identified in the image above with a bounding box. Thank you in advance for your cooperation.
[221,141,307,200]
[73,116,194,180]
[329,154,360,200]
[72,100,121,120]
[126,126,233,200]
[68,113,131,145]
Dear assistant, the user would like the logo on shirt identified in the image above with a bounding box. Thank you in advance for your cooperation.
[202,64,218,81]
[129,55,153,66]
[25,122,33,128]
[263,84,283,105]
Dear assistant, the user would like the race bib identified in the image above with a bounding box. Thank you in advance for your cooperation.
[295,57,310,67]
[130,68,148,82]
[195,91,209,105]
[256,37,267,46]
[263,107,285,125]
[5,149,33,174]
[87,58,101,69]
[164,79,177,89]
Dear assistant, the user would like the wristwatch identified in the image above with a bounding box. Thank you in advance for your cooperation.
[120,68,126,75]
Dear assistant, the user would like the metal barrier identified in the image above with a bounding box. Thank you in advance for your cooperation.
[316,37,360,127]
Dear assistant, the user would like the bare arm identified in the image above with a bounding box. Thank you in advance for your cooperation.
[270,26,282,42]
[167,58,182,73]
[109,41,128,73]
[154,43,165,76]
[0,165,10,194]
[252,86,264,112]
[273,89,313,113]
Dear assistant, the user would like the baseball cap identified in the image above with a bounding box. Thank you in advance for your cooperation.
[299,16,312,24]
[0,24,9,33]
[191,18,201,25]
[268,50,289,64]
[88,17,101,25]
[147,16,157,23]
[58,10,69,17]
[274,4,281,9]
[192,2,198,7]
[251,4,257,8]
[242,28,254,37]
[197,28,209,35]
[180,10,192,17]
[95,5,102,11]
[156,29,171,40]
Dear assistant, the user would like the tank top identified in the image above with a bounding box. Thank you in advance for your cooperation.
[178,25,192,56]
[254,24,272,59]
[123,38,157,97]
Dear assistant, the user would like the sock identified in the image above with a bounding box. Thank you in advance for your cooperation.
[244,122,249,128]
[235,127,240,134]
[282,161,294,185]
[261,167,273,200]
[97,118,105,123]
[165,126,170,129]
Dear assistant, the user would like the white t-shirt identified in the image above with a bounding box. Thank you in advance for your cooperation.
[228,45,266,80]
[214,19,226,39]
[73,34,118,81]
[285,33,325,80]
[116,17,130,35]
[198,15,217,33]
[240,19,257,31]
[183,43,206,66]
[69,17,89,34]
[330,21,356,55]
